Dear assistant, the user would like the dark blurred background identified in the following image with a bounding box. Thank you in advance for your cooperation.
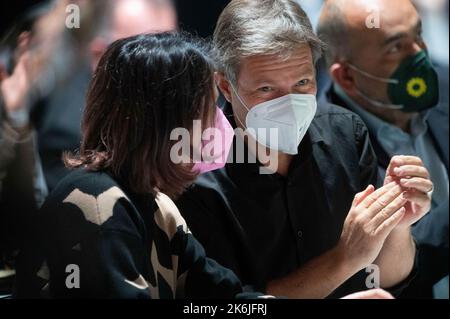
[0,1,43,34]
[174,0,229,38]
[1,0,230,38]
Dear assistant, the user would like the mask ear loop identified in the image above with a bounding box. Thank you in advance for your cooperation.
[347,63,399,84]
[346,62,404,110]
[229,83,252,129]
[355,89,404,110]
[229,83,251,111]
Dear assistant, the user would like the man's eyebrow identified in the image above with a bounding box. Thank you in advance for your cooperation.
[415,19,423,33]
[383,32,408,46]
[382,19,422,47]
[252,72,315,86]
[252,78,277,85]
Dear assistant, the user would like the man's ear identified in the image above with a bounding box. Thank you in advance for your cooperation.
[16,32,31,56]
[330,62,357,95]
[0,63,8,82]
[215,72,232,103]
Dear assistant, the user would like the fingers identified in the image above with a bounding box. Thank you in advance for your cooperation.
[374,207,406,238]
[386,156,399,176]
[403,189,432,207]
[390,155,423,166]
[358,182,397,210]
[365,184,404,220]
[386,155,422,176]
[342,289,394,299]
[387,156,430,186]
[400,177,434,194]
[393,165,430,179]
[369,192,407,230]
[352,185,375,208]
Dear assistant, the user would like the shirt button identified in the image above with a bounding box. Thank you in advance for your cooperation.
[297,230,303,239]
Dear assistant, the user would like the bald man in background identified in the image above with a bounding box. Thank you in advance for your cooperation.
[317,0,448,298]
[90,0,177,69]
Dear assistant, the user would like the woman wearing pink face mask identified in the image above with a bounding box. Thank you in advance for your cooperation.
[16,32,245,299]
[16,32,392,300]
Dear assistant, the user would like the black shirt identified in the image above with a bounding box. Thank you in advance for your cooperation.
[177,100,414,298]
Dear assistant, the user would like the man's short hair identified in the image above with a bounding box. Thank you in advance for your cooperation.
[213,0,324,83]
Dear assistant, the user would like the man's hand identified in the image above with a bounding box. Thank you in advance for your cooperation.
[0,52,31,113]
[384,155,433,229]
[336,182,407,272]
[266,183,407,299]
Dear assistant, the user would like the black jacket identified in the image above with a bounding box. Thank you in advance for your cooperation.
[15,169,267,299]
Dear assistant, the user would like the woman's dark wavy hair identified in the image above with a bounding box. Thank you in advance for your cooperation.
[65,32,217,198]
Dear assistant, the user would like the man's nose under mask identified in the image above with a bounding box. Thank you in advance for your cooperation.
[347,50,439,113]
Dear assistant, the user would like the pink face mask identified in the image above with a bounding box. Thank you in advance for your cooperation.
[192,107,234,174]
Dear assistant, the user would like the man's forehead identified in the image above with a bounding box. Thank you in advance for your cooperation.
[378,10,420,37]
[341,0,416,20]
[341,0,420,53]
[344,0,419,35]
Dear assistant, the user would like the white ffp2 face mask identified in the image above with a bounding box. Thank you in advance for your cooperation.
[231,86,317,155]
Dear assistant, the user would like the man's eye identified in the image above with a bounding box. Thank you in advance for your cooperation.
[296,79,310,86]
[258,86,273,93]
[415,31,424,43]
[417,28,423,37]
[388,43,402,54]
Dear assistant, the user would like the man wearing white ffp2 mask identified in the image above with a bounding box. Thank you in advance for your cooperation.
[230,84,317,156]
[178,0,433,300]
